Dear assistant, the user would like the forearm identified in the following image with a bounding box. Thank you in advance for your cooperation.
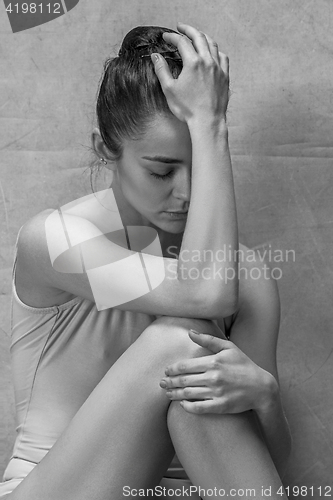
[179,118,239,311]
[255,376,292,480]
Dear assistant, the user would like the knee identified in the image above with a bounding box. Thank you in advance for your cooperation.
[139,316,225,363]
[153,316,214,331]
[152,316,226,342]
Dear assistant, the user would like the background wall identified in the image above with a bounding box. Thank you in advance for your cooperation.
[1,0,332,495]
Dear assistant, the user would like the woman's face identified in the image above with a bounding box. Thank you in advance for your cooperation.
[112,113,192,234]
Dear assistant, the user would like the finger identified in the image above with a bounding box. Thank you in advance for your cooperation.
[151,53,174,89]
[180,399,222,414]
[202,32,220,63]
[188,330,231,354]
[219,51,229,78]
[162,32,197,64]
[165,386,211,401]
[176,22,211,58]
[165,354,217,376]
[160,373,207,389]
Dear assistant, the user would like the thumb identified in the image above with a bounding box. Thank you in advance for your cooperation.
[188,329,230,354]
[151,53,173,89]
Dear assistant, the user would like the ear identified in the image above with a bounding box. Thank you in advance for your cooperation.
[91,128,117,172]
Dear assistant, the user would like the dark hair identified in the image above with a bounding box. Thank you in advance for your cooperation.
[96,26,183,162]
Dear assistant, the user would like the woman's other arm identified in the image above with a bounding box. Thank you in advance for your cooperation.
[17,209,229,318]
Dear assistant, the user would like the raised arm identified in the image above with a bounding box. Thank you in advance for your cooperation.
[153,23,239,311]
[18,23,239,319]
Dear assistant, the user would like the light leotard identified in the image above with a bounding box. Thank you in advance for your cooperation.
[0,227,203,499]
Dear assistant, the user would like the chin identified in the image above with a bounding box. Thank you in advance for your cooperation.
[146,214,186,234]
[160,220,186,234]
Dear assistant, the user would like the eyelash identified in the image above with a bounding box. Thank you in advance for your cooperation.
[150,171,174,181]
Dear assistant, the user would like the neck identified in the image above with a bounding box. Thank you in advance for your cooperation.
[158,231,183,258]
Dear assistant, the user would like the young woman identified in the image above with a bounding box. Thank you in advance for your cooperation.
[0,23,291,500]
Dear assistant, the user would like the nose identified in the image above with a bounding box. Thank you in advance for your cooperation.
[172,169,191,204]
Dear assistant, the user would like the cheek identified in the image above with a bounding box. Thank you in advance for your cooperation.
[120,170,168,208]
[142,184,168,209]
[119,168,145,196]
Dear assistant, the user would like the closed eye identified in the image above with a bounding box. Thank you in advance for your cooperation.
[150,171,174,181]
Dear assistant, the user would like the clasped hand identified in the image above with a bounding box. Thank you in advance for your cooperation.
[160,330,275,415]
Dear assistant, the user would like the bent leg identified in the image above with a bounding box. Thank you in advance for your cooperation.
[8,315,287,500]
[8,316,219,500]
[163,318,288,499]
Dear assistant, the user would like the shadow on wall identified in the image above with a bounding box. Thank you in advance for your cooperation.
[233,87,333,489]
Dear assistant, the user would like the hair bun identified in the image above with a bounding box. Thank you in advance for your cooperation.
[118,25,178,58]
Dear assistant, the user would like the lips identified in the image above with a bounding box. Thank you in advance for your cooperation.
[164,210,188,219]
[166,209,188,213]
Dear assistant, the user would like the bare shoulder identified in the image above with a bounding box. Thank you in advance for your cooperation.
[17,208,56,279]
[18,208,53,263]
[16,209,77,307]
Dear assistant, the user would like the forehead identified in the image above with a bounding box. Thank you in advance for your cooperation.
[122,113,192,158]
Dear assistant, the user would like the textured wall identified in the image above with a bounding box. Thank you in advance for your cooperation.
[1,0,332,494]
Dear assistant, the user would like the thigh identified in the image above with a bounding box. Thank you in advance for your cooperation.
[7,316,222,500]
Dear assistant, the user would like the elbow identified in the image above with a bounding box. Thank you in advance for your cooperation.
[212,293,239,318]
[194,282,239,319]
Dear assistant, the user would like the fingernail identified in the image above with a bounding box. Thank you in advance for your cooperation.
[189,329,201,335]
[152,53,159,63]
[165,367,170,376]
[166,391,172,397]
[160,379,167,389]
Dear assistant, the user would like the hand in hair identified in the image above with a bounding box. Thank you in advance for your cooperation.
[151,22,229,125]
